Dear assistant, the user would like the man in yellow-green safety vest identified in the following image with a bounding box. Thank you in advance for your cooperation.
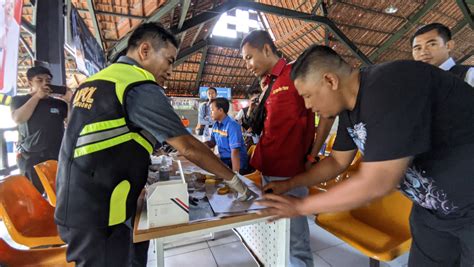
[55,23,255,266]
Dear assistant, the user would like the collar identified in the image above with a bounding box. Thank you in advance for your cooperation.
[117,56,144,69]
[263,58,287,85]
[439,57,456,71]
[217,115,231,125]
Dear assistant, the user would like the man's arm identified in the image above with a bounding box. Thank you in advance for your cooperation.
[11,96,41,124]
[231,149,241,173]
[167,135,234,180]
[204,140,216,148]
[264,149,357,194]
[258,156,411,218]
[11,87,50,124]
[299,157,411,214]
[126,84,252,199]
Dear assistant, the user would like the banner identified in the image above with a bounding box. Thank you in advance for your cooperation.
[170,97,199,110]
[0,0,22,96]
[199,86,232,100]
[70,6,106,76]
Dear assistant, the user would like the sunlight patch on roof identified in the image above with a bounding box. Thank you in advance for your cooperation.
[211,9,275,40]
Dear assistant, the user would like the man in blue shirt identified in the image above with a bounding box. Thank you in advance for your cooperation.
[206,97,249,174]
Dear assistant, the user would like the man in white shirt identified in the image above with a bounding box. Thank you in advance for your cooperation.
[411,22,473,86]
[195,87,217,140]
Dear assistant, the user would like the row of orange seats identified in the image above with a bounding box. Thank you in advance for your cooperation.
[0,161,72,266]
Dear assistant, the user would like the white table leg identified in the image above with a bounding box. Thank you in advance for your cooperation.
[154,238,165,267]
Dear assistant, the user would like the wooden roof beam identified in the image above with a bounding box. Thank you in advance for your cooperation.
[234,1,372,65]
[20,36,35,60]
[76,8,145,19]
[189,23,204,47]
[107,0,181,62]
[178,0,192,30]
[175,39,207,66]
[369,0,440,61]
[455,0,474,29]
[337,1,406,20]
[86,0,104,50]
[21,19,35,35]
[171,1,239,34]
[175,36,242,65]
[458,54,472,64]
[195,47,208,88]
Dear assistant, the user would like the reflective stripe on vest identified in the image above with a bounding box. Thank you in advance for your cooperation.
[109,180,131,226]
[80,118,127,136]
[74,131,153,158]
[0,94,12,106]
[72,64,157,158]
[73,119,156,158]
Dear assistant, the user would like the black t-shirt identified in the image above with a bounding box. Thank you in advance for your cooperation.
[11,95,67,156]
[333,60,474,222]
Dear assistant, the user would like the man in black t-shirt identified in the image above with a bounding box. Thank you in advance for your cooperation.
[10,66,72,193]
[257,45,474,266]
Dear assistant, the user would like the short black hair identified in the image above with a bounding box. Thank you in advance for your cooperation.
[210,97,230,114]
[241,30,278,55]
[27,66,52,81]
[246,85,261,98]
[291,45,349,81]
[411,23,452,46]
[127,22,179,52]
[207,87,217,93]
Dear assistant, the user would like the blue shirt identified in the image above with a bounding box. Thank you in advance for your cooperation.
[211,116,248,169]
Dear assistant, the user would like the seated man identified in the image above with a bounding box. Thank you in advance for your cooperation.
[206,97,250,174]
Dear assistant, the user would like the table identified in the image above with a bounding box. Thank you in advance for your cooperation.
[134,159,290,266]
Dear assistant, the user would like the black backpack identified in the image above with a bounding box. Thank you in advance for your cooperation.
[248,78,275,135]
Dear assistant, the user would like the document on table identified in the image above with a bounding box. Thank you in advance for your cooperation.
[206,176,265,214]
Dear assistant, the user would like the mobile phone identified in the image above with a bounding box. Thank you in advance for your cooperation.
[49,85,67,95]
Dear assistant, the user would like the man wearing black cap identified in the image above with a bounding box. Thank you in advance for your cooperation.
[10,66,72,193]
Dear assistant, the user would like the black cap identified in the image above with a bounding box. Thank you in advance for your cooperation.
[26,66,53,80]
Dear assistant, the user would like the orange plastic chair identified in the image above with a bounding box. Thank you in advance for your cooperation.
[34,160,58,206]
[0,175,64,247]
[308,151,363,195]
[324,133,337,156]
[315,191,412,266]
[0,238,72,266]
[245,170,262,188]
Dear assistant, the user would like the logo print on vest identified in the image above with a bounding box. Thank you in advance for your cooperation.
[73,87,97,110]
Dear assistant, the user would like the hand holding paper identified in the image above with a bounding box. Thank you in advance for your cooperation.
[225,174,258,201]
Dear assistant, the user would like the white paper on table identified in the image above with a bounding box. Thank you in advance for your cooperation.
[150,155,173,165]
[206,175,264,214]
[180,165,214,176]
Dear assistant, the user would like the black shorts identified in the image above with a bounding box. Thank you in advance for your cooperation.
[408,205,474,267]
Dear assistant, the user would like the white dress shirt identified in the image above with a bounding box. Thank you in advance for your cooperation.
[439,57,474,87]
